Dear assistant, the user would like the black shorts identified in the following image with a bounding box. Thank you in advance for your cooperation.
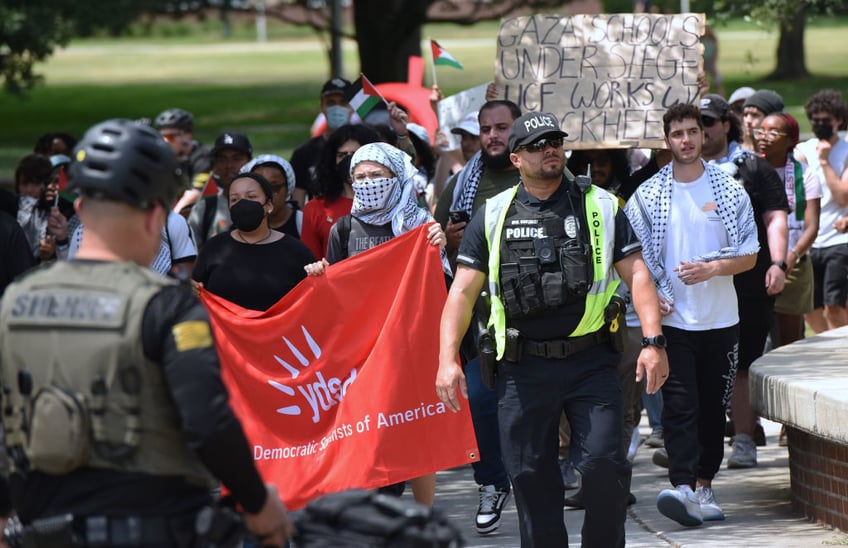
[810,244,848,309]
[737,297,775,370]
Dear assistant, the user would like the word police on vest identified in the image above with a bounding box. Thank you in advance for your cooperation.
[509,110,569,152]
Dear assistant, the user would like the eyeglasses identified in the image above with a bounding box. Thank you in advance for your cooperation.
[701,116,720,127]
[753,129,788,140]
[520,138,563,153]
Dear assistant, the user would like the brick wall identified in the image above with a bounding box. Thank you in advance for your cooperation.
[788,427,848,531]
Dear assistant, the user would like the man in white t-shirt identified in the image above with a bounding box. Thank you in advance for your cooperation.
[625,103,758,527]
[794,89,848,332]
[69,211,196,278]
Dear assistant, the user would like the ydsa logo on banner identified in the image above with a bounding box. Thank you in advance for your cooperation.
[267,325,356,423]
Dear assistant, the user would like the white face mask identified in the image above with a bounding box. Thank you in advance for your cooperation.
[325,105,351,130]
[351,177,398,213]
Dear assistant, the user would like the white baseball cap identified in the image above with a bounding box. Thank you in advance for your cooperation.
[450,111,480,137]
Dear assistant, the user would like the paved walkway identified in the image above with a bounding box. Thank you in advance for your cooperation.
[430,418,846,547]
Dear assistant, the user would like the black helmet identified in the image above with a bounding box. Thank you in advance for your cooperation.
[68,119,186,209]
[154,108,194,131]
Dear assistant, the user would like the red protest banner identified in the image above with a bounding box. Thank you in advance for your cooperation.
[201,225,478,510]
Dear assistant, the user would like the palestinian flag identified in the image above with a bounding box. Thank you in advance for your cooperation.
[431,40,463,70]
[344,75,382,119]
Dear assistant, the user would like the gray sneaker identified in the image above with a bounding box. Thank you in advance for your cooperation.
[652,447,669,468]
[645,428,665,448]
[728,433,757,469]
[695,486,725,521]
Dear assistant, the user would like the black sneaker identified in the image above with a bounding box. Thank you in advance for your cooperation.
[476,484,510,534]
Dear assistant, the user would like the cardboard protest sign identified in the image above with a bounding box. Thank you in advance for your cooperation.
[437,82,488,151]
[495,13,705,149]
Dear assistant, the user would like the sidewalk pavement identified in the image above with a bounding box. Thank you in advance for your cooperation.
[430,418,847,547]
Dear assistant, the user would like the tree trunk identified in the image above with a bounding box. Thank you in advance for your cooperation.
[353,0,431,84]
[766,7,808,80]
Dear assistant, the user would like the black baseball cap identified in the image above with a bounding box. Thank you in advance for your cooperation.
[212,132,252,158]
[321,77,351,97]
[509,112,568,152]
[699,94,730,119]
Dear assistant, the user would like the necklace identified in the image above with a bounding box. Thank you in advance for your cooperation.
[236,229,273,245]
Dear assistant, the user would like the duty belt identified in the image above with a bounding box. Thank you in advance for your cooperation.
[13,513,192,547]
[522,330,609,359]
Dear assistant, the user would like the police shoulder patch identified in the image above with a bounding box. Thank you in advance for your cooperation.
[172,320,213,352]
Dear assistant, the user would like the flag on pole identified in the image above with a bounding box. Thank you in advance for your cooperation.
[430,40,463,70]
[344,75,383,119]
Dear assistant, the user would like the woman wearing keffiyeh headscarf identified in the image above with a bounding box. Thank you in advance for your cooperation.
[302,142,448,507]
[305,142,450,276]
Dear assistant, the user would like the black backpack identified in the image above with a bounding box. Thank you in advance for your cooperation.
[292,489,465,548]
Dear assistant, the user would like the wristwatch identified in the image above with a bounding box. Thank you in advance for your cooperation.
[771,260,788,272]
[641,334,668,349]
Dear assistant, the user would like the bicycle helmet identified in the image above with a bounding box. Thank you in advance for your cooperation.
[68,119,186,209]
[154,108,194,131]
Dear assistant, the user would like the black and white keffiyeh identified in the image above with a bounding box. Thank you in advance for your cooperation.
[448,150,484,216]
[624,160,759,302]
[350,142,452,275]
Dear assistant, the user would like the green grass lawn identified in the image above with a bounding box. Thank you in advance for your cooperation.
[1,17,847,180]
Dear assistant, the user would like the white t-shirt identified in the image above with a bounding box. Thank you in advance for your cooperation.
[797,138,848,248]
[69,211,196,275]
[662,171,739,331]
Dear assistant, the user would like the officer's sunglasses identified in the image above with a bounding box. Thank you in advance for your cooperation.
[520,138,563,153]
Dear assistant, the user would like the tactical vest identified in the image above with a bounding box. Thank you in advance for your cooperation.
[0,261,215,487]
[483,183,621,359]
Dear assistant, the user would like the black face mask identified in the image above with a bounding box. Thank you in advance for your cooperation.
[812,123,834,141]
[230,199,266,232]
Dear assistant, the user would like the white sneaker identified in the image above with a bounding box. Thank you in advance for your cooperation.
[476,484,510,534]
[695,486,725,521]
[656,484,703,526]
[728,433,757,468]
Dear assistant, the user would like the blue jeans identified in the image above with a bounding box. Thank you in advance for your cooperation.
[642,389,663,431]
[464,356,510,489]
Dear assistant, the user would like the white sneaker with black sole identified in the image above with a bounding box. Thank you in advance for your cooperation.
[695,485,725,521]
[476,484,510,534]
[656,484,703,526]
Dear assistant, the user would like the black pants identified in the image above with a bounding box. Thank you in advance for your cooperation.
[662,325,738,488]
[498,344,628,548]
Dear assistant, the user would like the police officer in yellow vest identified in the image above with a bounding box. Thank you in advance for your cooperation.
[436,112,670,547]
[0,119,293,547]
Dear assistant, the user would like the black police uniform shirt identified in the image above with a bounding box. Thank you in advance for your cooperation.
[728,153,790,300]
[457,179,641,340]
[10,280,267,523]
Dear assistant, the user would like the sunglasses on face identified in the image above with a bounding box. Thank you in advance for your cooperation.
[701,116,720,128]
[753,129,788,140]
[520,138,563,153]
